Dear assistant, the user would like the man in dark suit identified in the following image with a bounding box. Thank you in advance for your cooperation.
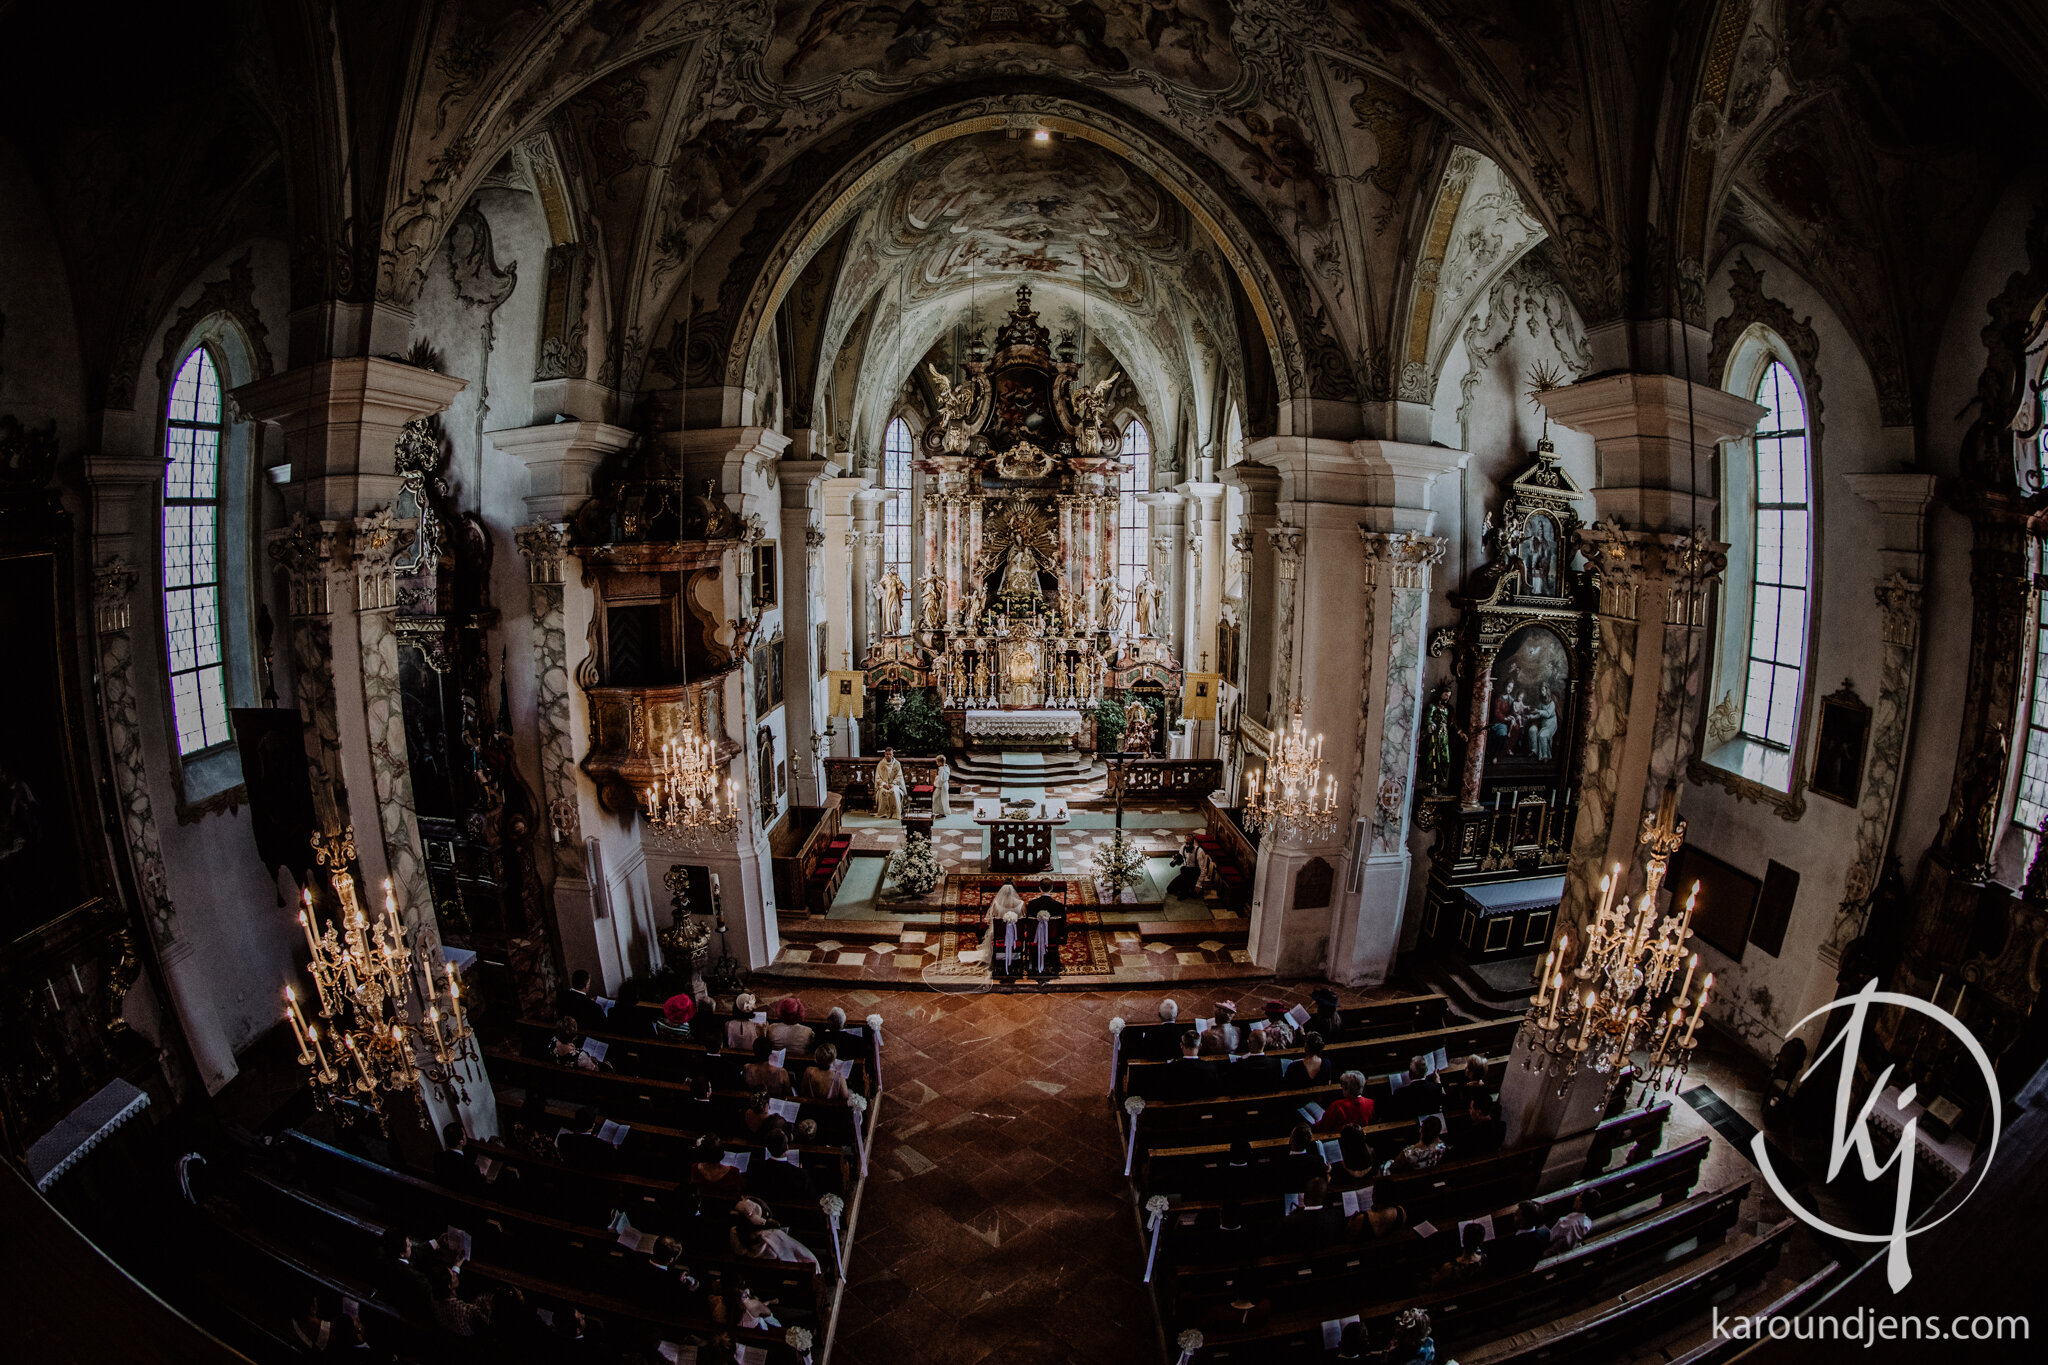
[748,1128,816,1208]
[556,1106,621,1174]
[1160,1030,1219,1101]
[1490,1200,1554,1274]
[1389,1056,1446,1122]
[1454,1093,1507,1158]
[433,1121,484,1192]
[555,969,607,1032]
[1283,1177,1349,1250]
[1228,1029,1286,1095]
[374,1228,433,1319]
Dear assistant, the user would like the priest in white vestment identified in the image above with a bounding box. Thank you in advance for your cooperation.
[872,748,906,820]
[931,760,952,819]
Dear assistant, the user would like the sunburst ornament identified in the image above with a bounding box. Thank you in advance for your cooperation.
[1525,360,1568,441]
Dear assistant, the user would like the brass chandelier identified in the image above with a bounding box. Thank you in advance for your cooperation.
[286,829,475,1126]
[643,731,739,838]
[1242,700,1338,841]
[1521,785,1713,1094]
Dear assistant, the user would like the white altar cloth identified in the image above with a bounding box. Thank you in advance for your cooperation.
[964,708,1084,741]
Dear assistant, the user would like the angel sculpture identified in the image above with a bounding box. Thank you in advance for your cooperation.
[1069,370,1122,457]
[927,363,976,452]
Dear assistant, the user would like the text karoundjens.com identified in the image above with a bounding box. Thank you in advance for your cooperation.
[1713,1307,2030,1346]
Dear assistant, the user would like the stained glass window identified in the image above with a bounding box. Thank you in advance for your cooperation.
[1117,419,1152,605]
[1740,361,1811,750]
[163,348,231,754]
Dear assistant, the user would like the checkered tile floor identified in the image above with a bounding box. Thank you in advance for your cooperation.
[845,825,1218,879]
[772,924,1253,974]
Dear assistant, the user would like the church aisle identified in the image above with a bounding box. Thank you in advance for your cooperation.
[809,985,1157,1363]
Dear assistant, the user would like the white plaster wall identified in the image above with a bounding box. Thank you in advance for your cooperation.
[1679,247,1889,1060]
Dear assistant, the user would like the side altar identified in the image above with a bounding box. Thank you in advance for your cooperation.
[857,286,1181,755]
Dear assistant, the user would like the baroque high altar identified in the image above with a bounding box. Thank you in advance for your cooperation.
[875,285,1177,716]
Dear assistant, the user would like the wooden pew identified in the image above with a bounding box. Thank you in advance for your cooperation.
[279,1131,831,1327]
[1121,1016,1521,1101]
[219,1161,793,1355]
[1113,994,1452,1088]
[624,1000,884,1084]
[1142,1113,1490,1198]
[1159,1138,1714,1318]
[1194,1181,1753,1361]
[1465,1222,1799,1364]
[488,1049,867,1149]
[511,1017,875,1100]
[767,796,845,915]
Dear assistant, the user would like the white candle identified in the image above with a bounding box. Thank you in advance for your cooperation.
[307,1024,330,1074]
[1545,974,1563,1029]
[70,963,83,993]
[1678,953,1698,1007]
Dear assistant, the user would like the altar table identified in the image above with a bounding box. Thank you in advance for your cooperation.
[972,797,1071,874]
[964,709,1084,744]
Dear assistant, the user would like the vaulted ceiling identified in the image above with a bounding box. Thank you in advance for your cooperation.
[0,0,2042,439]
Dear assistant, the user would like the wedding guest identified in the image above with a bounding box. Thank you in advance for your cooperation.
[1451,1053,1493,1107]
[1454,1094,1506,1157]
[1287,1032,1331,1086]
[1258,999,1297,1049]
[767,999,814,1054]
[1492,1200,1554,1274]
[726,993,764,1051]
[689,1138,747,1197]
[1278,1124,1328,1191]
[1549,1188,1598,1252]
[1284,1176,1347,1248]
[433,1121,482,1192]
[1379,1308,1437,1365]
[1334,1124,1378,1182]
[729,1197,821,1268]
[1314,1070,1376,1133]
[373,1228,433,1319]
[655,993,695,1040]
[1392,1056,1445,1120]
[1308,986,1343,1038]
[1211,1000,1242,1053]
[743,1035,792,1098]
[1197,1029,1230,1060]
[749,1128,816,1206]
[1229,1029,1286,1095]
[1139,999,1184,1061]
[557,1106,620,1174]
[1388,1115,1449,1173]
[548,1016,601,1071]
[427,1265,491,1337]
[554,969,606,1032]
[815,1006,851,1054]
[691,993,723,1050]
[741,1091,785,1140]
[797,1042,849,1101]
[1163,1029,1220,1100]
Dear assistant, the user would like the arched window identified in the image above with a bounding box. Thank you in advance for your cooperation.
[1117,418,1152,603]
[1739,360,1811,751]
[163,347,231,755]
[882,416,914,589]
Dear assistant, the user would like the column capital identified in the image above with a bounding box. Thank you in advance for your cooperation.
[267,512,351,617]
[1577,520,1728,623]
[514,519,574,585]
[777,457,835,509]
[491,419,636,523]
[1876,570,1924,649]
[233,357,467,519]
[1845,471,1939,579]
[1358,529,1448,589]
[352,506,415,611]
[94,556,139,635]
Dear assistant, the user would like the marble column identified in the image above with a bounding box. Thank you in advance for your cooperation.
[1178,479,1225,756]
[818,474,865,757]
[1238,439,1467,980]
[1227,466,1280,726]
[779,459,832,804]
[350,507,435,937]
[1536,376,1758,927]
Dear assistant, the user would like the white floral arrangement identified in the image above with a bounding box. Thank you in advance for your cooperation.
[1178,1328,1204,1352]
[1146,1194,1170,1218]
[820,1193,844,1219]
[785,1326,813,1352]
[1109,1016,1126,1034]
[884,831,943,895]
[1093,830,1147,894]
[1125,1095,1146,1115]
[849,1092,868,1117]
[866,1012,884,1032]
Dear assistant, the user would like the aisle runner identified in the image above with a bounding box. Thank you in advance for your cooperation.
[937,875,1115,975]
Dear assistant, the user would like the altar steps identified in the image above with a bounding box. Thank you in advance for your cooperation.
[951,749,1102,785]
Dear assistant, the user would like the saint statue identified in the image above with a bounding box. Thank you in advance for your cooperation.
[921,574,945,630]
[963,582,986,629]
[1134,575,1164,637]
[878,566,907,636]
[1421,682,1454,792]
[1123,698,1155,753]
[1000,540,1042,602]
[1094,576,1123,633]
[871,747,906,821]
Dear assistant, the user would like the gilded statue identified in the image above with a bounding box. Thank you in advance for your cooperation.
[1000,540,1043,601]
[1134,574,1164,637]
[1094,575,1123,632]
[921,573,945,630]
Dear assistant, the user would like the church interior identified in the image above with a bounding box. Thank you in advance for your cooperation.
[8,1,2048,1361]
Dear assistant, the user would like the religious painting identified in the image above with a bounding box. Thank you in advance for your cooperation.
[752,643,776,718]
[1667,844,1760,964]
[1809,682,1871,807]
[752,542,778,610]
[0,552,87,936]
[1517,511,1563,597]
[1485,625,1571,772]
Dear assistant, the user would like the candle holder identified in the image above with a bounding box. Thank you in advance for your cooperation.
[287,827,477,1130]
[1520,784,1714,1100]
